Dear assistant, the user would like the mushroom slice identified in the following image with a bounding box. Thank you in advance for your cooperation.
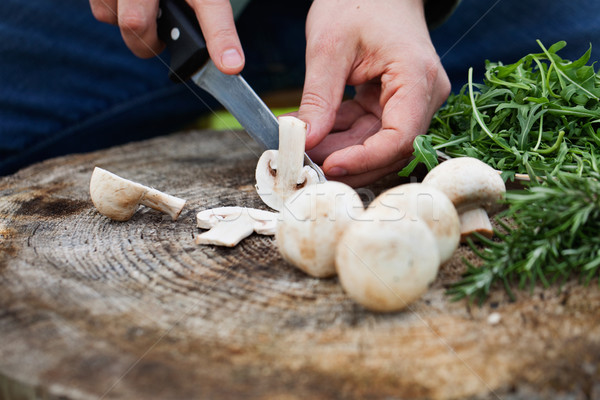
[276,181,364,278]
[369,183,460,264]
[195,207,277,247]
[90,167,186,221]
[422,157,506,241]
[255,116,319,211]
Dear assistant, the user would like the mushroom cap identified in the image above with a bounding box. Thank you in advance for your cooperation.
[422,157,506,215]
[90,167,146,221]
[255,150,319,211]
[336,204,440,312]
[369,183,460,264]
[255,150,279,208]
[275,181,364,278]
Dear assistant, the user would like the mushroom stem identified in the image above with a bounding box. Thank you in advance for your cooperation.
[459,208,493,241]
[276,116,307,190]
[90,167,186,221]
[140,188,187,221]
[255,116,319,210]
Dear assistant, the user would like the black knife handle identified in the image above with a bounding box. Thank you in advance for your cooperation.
[157,0,209,82]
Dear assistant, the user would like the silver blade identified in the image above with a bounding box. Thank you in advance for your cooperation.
[191,60,326,181]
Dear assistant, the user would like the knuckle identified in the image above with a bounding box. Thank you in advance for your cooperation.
[306,29,343,58]
[301,91,335,115]
[422,54,445,91]
[437,69,452,101]
[118,13,148,34]
[209,26,238,43]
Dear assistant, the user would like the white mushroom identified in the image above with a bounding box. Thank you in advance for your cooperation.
[335,203,440,312]
[195,207,277,247]
[275,181,364,278]
[90,167,186,221]
[255,116,319,210]
[422,157,506,241]
[369,183,460,264]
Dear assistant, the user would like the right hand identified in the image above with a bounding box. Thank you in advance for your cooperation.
[89,0,245,74]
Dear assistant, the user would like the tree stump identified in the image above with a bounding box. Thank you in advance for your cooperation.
[0,130,598,400]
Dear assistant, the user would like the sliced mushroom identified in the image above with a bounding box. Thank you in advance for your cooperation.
[369,183,460,263]
[255,116,319,211]
[422,157,506,241]
[195,206,277,247]
[335,203,440,312]
[90,167,186,221]
[275,181,364,278]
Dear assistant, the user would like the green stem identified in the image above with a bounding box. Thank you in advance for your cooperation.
[535,130,566,154]
[468,67,512,152]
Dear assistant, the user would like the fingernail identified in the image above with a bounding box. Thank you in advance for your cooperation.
[327,167,348,177]
[221,48,243,69]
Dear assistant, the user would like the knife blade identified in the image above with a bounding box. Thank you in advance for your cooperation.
[157,0,326,181]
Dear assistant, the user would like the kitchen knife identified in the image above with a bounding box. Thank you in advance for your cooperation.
[156,0,326,181]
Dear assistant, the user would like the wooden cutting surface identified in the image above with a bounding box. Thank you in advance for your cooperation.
[0,129,598,400]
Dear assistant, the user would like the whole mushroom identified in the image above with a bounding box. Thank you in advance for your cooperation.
[90,167,186,221]
[255,116,320,211]
[369,183,460,264]
[276,181,364,278]
[422,157,506,241]
[335,203,440,312]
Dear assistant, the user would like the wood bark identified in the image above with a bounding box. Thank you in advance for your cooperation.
[0,130,598,400]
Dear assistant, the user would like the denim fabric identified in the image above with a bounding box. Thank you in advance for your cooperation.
[430,0,600,91]
[0,0,309,175]
[1,0,599,175]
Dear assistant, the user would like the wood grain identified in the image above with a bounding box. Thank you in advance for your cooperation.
[0,130,598,400]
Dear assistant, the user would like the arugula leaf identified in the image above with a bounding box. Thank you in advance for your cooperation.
[398,134,438,177]
[404,41,600,302]
[401,40,600,181]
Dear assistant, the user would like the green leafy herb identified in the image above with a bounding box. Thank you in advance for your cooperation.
[399,40,600,180]
[403,41,600,302]
[448,172,600,303]
[398,135,438,177]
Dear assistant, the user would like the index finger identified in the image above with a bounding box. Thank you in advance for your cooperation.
[189,0,244,74]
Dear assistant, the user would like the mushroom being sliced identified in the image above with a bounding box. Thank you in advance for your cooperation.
[90,167,186,221]
[422,157,506,241]
[255,116,319,211]
[195,207,278,247]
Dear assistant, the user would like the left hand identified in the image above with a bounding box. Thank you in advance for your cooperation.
[297,0,451,187]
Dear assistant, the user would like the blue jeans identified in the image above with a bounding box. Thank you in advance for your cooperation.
[1,0,599,175]
[0,0,309,175]
[431,0,600,91]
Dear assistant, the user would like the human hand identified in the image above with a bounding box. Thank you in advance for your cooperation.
[89,0,245,74]
[298,0,451,187]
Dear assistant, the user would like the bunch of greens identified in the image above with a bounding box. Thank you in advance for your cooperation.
[399,40,600,181]
[400,40,600,302]
[448,173,600,302]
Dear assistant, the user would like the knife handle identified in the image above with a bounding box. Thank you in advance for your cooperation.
[157,0,209,82]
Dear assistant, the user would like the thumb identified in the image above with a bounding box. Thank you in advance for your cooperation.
[298,52,349,150]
